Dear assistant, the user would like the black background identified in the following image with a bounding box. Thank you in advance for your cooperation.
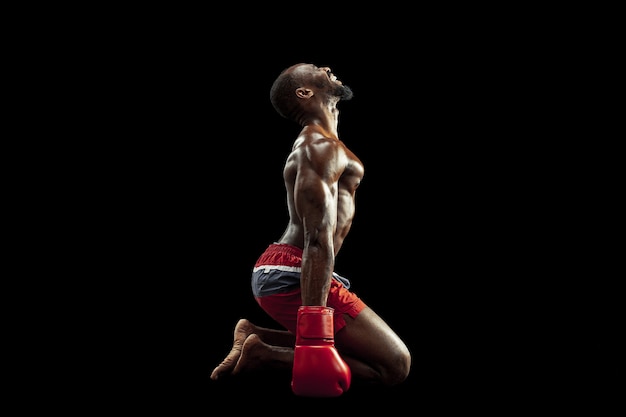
[69,12,620,412]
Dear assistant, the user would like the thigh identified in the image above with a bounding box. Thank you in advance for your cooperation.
[334,306,408,363]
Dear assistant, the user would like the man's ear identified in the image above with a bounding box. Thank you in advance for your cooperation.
[296,87,313,99]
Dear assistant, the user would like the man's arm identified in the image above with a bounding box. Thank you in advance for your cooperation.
[290,139,353,398]
[294,140,343,306]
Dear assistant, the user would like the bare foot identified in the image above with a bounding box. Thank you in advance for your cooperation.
[230,333,296,376]
[231,334,267,375]
[210,319,255,380]
[233,333,293,375]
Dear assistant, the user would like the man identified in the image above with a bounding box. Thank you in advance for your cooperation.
[210,63,411,396]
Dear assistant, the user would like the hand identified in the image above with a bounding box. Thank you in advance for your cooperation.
[291,306,351,397]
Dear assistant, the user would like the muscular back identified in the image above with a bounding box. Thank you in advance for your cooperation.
[279,127,364,257]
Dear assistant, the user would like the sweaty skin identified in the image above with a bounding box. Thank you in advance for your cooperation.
[276,63,363,307]
[210,64,411,387]
[279,127,363,306]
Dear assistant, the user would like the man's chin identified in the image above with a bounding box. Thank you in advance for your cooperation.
[339,85,354,100]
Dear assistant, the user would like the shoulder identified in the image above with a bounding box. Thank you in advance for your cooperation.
[293,130,342,154]
[290,137,344,169]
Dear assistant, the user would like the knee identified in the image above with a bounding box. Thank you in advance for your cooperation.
[383,346,412,386]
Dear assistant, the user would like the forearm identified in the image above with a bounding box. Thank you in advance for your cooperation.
[300,242,333,306]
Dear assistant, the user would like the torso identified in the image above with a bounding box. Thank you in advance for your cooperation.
[278,129,364,255]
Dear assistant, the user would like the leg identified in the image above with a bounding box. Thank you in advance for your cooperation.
[335,307,412,386]
[210,319,296,380]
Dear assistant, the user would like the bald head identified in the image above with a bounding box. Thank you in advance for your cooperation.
[269,63,353,121]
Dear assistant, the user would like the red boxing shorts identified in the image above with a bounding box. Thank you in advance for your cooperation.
[252,243,366,334]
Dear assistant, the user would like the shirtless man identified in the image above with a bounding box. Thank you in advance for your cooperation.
[210,63,411,395]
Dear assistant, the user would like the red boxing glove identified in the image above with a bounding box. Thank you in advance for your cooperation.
[291,306,351,397]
